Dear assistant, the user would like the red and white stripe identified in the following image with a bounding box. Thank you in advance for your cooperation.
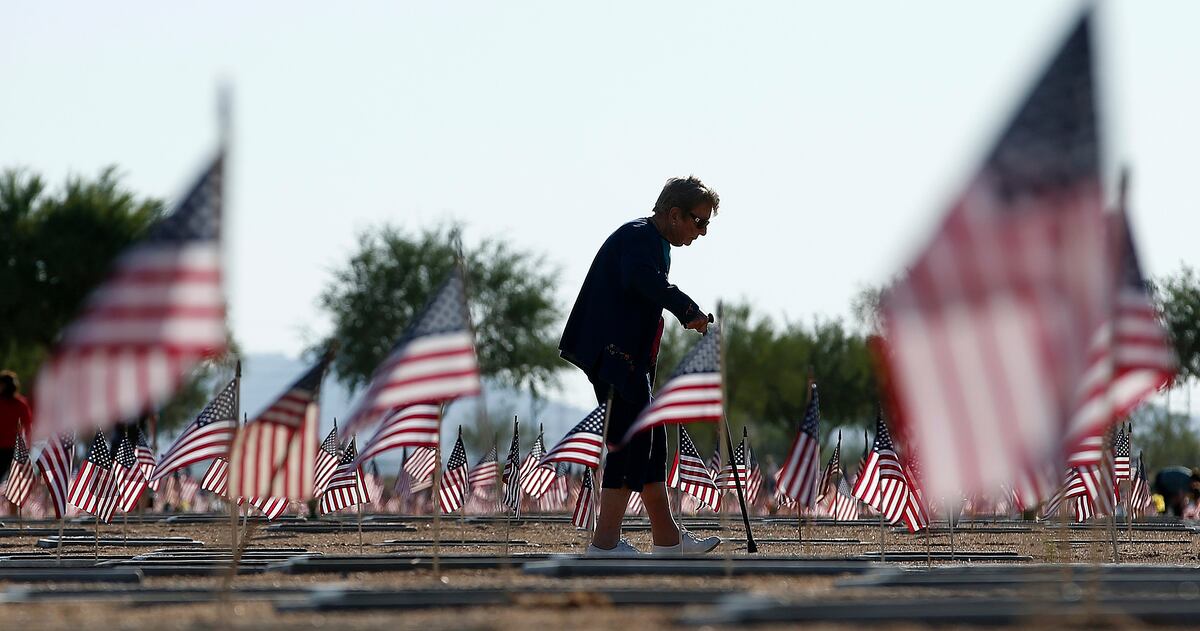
[832,477,860,521]
[229,363,325,500]
[135,441,161,492]
[4,431,35,507]
[623,374,723,444]
[404,446,438,484]
[114,461,148,513]
[852,449,907,524]
[900,467,930,532]
[625,492,644,515]
[776,431,819,508]
[357,404,441,462]
[249,496,289,520]
[438,461,469,514]
[34,156,227,441]
[35,437,73,519]
[68,461,118,524]
[669,452,722,513]
[346,331,481,432]
[201,458,231,496]
[571,469,597,530]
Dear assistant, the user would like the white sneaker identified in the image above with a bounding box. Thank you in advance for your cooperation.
[652,529,721,555]
[585,537,643,557]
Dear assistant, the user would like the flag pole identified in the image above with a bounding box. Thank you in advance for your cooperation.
[357,501,364,553]
[595,389,614,543]
[504,416,518,558]
[432,402,446,575]
[798,375,815,548]
[878,512,885,562]
[229,361,242,554]
[947,498,956,561]
[716,304,757,554]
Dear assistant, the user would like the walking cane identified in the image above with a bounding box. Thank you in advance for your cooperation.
[711,308,757,554]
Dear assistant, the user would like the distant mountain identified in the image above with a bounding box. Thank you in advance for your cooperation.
[237,352,591,470]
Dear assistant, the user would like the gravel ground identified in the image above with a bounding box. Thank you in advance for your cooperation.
[1,516,1197,630]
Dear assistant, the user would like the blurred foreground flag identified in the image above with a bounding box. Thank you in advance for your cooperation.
[35,154,227,440]
[881,14,1110,499]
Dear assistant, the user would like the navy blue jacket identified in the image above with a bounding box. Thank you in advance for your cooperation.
[559,218,702,402]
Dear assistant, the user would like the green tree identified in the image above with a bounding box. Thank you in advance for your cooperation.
[1130,404,1200,472]
[317,223,564,398]
[655,300,878,460]
[1156,265,1200,387]
[0,166,235,432]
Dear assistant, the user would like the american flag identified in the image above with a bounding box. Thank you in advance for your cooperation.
[502,421,522,514]
[403,446,437,484]
[777,383,821,507]
[709,445,722,478]
[34,154,227,441]
[344,268,481,433]
[314,423,340,496]
[626,492,644,515]
[746,449,763,507]
[320,437,370,514]
[548,462,572,507]
[538,405,605,469]
[249,496,289,520]
[152,378,238,481]
[437,429,470,514]
[621,326,723,444]
[1041,473,1071,519]
[4,425,35,507]
[201,458,232,496]
[716,433,750,491]
[357,404,441,465]
[36,434,73,519]
[1129,452,1151,518]
[1113,425,1132,481]
[1073,494,1095,522]
[113,433,149,513]
[851,411,908,524]
[901,465,930,533]
[879,14,1114,499]
[364,469,385,507]
[67,431,119,523]
[817,432,842,502]
[134,428,160,492]
[572,467,597,530]
[668,426,722,512]
[179,474,200,505]
[1064,194,1176,460]
[832,475,860,521]
[468,444,499,489]
[230,356,329,499]
[154,474,178,509]
[520,429,557,499]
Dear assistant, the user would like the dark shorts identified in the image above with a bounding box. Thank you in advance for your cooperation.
[593,379,666,492]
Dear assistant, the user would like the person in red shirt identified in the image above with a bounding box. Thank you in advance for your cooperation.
[0,370,34,482]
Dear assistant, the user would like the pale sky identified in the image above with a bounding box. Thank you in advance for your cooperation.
[4,1,1197,411]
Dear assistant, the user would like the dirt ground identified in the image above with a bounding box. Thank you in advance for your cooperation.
[1,516,1197,630]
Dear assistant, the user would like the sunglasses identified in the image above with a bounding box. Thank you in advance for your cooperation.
[682,208,711,230]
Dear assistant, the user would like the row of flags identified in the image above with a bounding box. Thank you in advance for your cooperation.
[9,10,1175,535]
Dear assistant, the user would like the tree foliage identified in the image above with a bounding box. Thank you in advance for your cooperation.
[0,167,234,433]
[656,301,878,460]
[1156,265,1200,386]
[317,223,564,398]
[1130,404,1200,472]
